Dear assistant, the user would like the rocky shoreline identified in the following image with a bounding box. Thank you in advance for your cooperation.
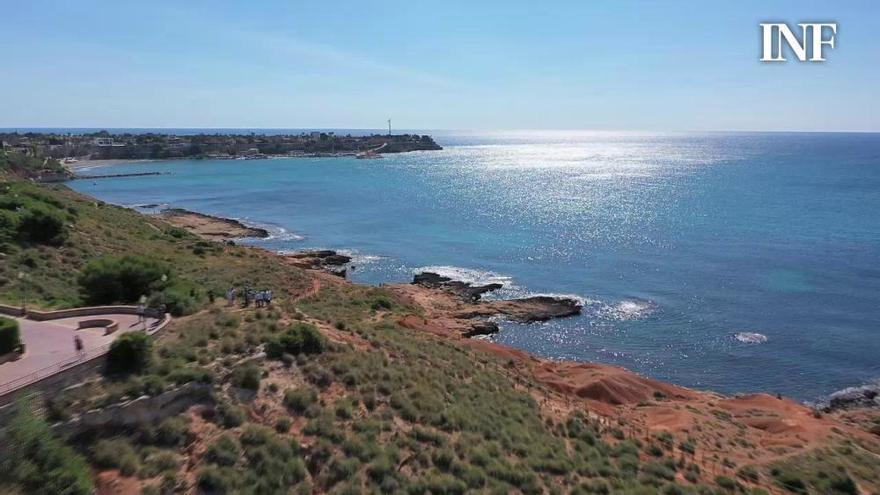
[283,250,352,277]
[155,207,879,416]
[823,380,880,412]
[111,199,880,485]
[411,271,583,333]
[158,208,270,241]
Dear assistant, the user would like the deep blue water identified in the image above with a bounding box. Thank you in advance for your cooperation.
[70,131,880,401]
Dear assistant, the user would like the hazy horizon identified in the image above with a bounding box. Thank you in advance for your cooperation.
[3,127,880,135]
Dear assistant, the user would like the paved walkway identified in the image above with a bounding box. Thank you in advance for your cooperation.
[0,313,159,393]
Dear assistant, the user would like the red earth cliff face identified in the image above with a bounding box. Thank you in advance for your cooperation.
[388,282,880,476]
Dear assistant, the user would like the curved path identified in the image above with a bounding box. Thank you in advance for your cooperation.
[0,313,161,396]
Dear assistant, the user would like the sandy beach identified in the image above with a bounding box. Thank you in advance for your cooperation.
[63,158,156,171]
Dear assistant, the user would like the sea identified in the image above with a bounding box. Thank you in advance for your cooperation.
[60,130,880,402]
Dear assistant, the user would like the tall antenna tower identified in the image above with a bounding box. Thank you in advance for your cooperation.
[387,118,392,136]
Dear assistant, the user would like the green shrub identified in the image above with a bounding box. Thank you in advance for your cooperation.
[240,424,274,447]
[198,466,235,493]
[715,475,738,491]
[284,388,317,413]
[140,450,179,477]
[275,417,292,433]
[152,417,191,447]
[231,364,261,390]
[265,323,326,358]
[0,316,21,354]
[737,466,760,482]
[0,400,93,495]
[0,208,18,243]
[324,456,359,486]
[79,255,168,305]
[206,435,240,466]
[166,365,213,385]
[148,285,198,316]
[773,470,807,493]
[17,204,67,245]
[216,402,246,428]
[824,472,858,495]
[91,438,139,476]
[105,332,152,375]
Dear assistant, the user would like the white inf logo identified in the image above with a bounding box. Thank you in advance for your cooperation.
[760,23,837,62]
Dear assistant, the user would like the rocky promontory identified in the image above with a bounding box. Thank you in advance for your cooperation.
[824,381,880,412]
[413,272,503,301]
[406,271,583,335]
[284,250,352,277]
[159,208,269,240]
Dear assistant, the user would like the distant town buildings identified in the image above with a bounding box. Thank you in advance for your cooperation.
[0,131,442,161]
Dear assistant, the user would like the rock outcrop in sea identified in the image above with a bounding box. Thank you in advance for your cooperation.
[412,272,502,301]
[824,380,880,411]
[284,250,352,277]
[411,271,583,325]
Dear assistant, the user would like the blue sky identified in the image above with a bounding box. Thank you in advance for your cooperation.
[2,1,878,131]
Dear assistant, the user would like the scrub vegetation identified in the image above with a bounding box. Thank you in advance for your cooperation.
[0,162,877,494]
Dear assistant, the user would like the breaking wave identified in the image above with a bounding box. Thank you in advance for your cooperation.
[414,265,515,288]
[734,332,768,344]
[260,225,305,241]
[589,298,658,321]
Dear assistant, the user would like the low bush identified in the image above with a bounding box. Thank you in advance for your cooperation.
[79,255,169,305]
[265,322,326,358]
[773,470,807,493]
[206,435,241,466]
[284,387,318,413]
[140,450,179,477]
[715,475,738,491]
[198,466,236,493]
[737,465,760,482]
[240,424,274,447]
[148,285,199,316]
[275,417,292,433]
[152,416,191,447]
[105,331,152,375]
[0,183,70,246]
[0,316,21,354]
[0,400,93,495]
[91,438,139,476]
[216,401,246,428]
[231,364,261,390]
[17,204,67,245]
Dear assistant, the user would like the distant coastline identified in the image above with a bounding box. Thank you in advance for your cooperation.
[0,130,443,163]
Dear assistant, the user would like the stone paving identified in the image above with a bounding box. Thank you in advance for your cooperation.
[0,313,159,393]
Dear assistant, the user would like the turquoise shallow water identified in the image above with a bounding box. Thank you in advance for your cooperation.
[71,131,880,401]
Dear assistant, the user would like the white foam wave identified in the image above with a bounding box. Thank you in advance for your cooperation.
[335,249,384,265]
[414,265,515,288]
[128,202,169,211]
[241,222,303,241]
[262,226,305,241]
[527,292,596,307]
[734,332,768,344]
[590,298,657,321]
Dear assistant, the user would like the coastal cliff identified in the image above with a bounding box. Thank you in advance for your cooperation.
[1,168,878,494]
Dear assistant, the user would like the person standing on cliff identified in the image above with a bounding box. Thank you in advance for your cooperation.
[74,335,84,357]
[137,300,146,324]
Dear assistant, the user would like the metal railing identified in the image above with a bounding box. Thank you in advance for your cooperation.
[0,342,111,396]
[0,314,172,397]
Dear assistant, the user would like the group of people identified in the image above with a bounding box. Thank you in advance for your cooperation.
[226,286,273,308]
